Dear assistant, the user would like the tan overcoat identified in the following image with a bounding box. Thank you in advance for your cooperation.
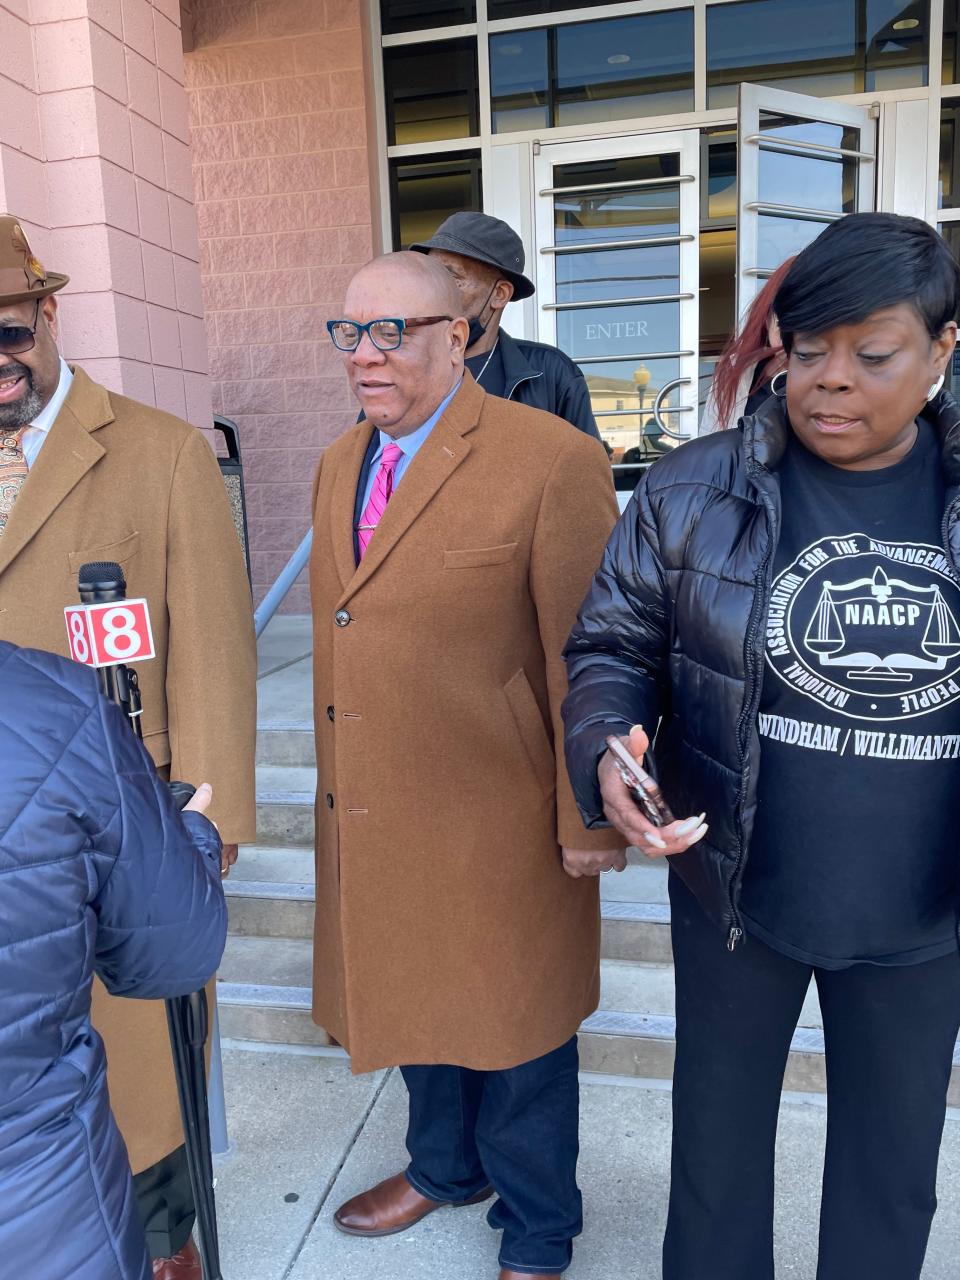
[310,375,622,1074]
[0,367,257,1171]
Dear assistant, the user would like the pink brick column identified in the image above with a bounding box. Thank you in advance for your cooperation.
[0,0,211,430]
[185,0,374,611]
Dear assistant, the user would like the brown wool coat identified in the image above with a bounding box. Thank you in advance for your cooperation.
[0,367,257,1171]
[310,375,622,1074]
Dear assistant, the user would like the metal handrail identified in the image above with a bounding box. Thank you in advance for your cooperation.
[543,292,694,311]
[542,234,693,254]
[254,529,313,637]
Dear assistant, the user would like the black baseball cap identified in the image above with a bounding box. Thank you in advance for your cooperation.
[410,211,535,301]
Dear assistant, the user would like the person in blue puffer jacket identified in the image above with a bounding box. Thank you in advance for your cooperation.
[0,639,228,1280]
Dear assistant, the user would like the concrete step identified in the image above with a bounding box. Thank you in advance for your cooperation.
[256,723,315,768]
[255,765,316,845]
[219,938,955,1099]
[227,849,672,960]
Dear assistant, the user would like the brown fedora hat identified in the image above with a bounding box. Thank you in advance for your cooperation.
[0,214,69,307]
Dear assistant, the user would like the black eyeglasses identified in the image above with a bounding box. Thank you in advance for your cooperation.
[0,299,41,356]
[326,315,453,352]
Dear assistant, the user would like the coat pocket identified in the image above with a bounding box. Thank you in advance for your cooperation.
[67,530,141,576]
[503,668,555,798]
[443,542,518,569]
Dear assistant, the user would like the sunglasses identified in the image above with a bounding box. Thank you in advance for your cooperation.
[326,315,453,353]
[0,299,41,356]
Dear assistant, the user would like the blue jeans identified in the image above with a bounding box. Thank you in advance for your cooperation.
[400,1036,581,1275]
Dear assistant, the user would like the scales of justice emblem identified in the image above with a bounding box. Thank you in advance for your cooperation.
[804,566,960,683]
[767,535,960,720]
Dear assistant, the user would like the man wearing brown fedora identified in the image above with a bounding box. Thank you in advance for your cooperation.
[410,212,601,439]
[0,214,256,1279]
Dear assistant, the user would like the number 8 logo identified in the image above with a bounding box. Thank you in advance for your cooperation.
[100,606,141,660]
[68,611,89,663]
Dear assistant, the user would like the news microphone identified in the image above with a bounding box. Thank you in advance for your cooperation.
[66,561,155,739]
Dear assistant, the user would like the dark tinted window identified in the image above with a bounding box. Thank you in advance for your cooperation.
[389,153,483,250]
[488,0,590,17]
[941,104,960,208]
[380,0,475,36]
[384,39,480,145]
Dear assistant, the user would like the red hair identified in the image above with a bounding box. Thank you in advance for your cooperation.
[710,256,796,430]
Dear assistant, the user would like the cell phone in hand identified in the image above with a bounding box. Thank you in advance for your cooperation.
[605,735,675,828]
[167,780,197,811]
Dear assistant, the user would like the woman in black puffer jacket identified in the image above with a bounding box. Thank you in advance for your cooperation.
[563,213,960,1280]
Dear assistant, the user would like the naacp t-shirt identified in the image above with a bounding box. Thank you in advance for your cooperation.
[740,424,960,967]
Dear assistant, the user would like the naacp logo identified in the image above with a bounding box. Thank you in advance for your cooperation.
[765,533,960,722]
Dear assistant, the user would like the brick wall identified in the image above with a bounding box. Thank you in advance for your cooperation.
[1,0,211,430]
[185,0,374,611]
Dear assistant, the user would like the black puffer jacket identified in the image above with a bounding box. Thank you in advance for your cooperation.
[562,391,960,946]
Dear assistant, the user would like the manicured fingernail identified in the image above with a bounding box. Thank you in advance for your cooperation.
[675,816,700,836]
[643,831,667,850]
[686,823,708,845]
[631,724,644,734]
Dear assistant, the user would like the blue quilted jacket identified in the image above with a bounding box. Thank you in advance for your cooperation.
[0,641,227,1279]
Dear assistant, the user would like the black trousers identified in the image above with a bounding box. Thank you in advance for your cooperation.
[133,1145,195,1260]
[401,1037,582,1275]
[664,872,960,1280]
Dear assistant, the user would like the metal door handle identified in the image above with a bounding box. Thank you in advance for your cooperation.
[653,377,693,440]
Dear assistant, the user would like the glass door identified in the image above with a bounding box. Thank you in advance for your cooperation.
[736,82,877,317]
[534,131,701,491]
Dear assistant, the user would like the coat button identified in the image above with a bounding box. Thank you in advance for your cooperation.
[325,792,334,808]
[334,609,351,627]
[326,705,335,721]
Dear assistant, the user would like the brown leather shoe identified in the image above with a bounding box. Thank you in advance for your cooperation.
[334,1171,493,1237]
[152,1239,201,1278]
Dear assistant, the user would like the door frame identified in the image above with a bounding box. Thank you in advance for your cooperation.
[532,129,702,441]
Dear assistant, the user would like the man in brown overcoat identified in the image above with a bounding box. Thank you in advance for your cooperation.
[311,252,624,1279]
[0,215,256,1279]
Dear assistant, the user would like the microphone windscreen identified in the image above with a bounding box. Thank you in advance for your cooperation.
[78,561,126,594]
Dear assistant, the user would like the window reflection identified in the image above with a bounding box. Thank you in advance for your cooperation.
[556,243,681,305]
[555,187,681,245]
[384,39,479,145]
[758,214,835,269]
[704,130,737,223]
[555,11,695,126]
[945,0,960,84]
[700,228,737,358]
[490,29,549,133]
[707,0,929,108]
[941,105,960,209]
[488,0,588,16]
[550,155,683,248]
[579,358,687,461]
[380,0,474,36]
[758,150,857,212]
[491,10,694,134]
[389,153,482,250]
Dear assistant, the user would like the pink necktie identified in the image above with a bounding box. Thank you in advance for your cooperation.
[357,441,403,560]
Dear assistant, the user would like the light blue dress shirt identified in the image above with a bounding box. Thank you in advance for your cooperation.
[360,378,462,513]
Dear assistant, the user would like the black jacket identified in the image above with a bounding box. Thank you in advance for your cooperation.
[562,391,960,947]
[498,330,600,440]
